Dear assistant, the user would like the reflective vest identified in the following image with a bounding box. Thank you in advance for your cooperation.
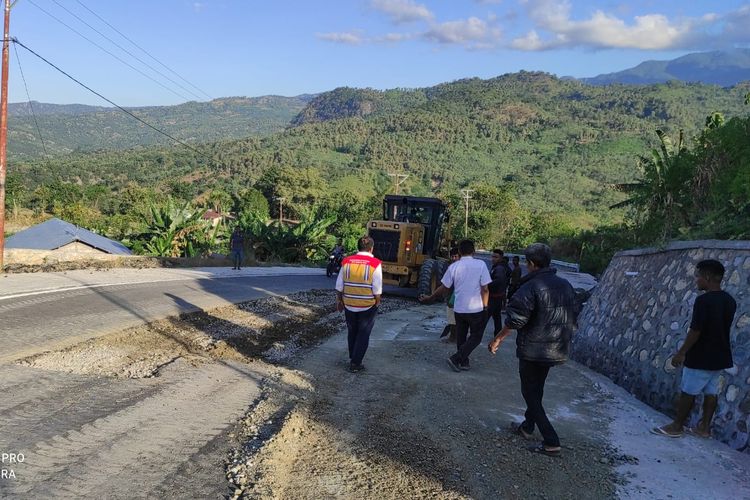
[341,254,381,309]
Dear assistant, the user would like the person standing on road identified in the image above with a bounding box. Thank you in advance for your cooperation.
[488,243,577,457]
[421,239,491,372]
[652,259,737,439]
[439,248,461,343]
[229,226,245,270]
[335,236,383,373]
[488,249,509,336]
[508,255,522,298]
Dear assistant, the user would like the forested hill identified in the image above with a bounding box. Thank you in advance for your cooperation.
[7,95,311,159]
[11,72,750,230]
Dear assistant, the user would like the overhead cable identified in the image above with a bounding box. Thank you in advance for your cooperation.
[74,0,212,100]
[11,38,217,165]
[49,0,204,101]
[26,0,193,102]
[12,41,50,160]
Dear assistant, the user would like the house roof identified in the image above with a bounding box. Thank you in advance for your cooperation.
[5,218,133,255]
[202,210,234,220]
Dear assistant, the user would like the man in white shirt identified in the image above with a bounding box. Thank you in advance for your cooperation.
[421,239,491,372]
[335,236,383,372]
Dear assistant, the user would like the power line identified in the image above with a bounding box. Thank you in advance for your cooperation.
[11,38,217,165]
[49,0,204,101]
[26,0,193,102]
[12,41,50,159]
[74,0,212,100]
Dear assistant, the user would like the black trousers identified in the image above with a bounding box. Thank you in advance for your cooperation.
[344,306,378,365]
[519,359,560,447]
[454,311,487,363]
[487,296,504,335]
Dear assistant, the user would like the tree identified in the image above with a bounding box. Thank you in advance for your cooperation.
[206,188,233,213]
[235,188,270,218]
[611,129,693,238]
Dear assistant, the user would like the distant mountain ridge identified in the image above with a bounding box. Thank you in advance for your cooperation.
[8,95,313,159]
[583,49,750,86]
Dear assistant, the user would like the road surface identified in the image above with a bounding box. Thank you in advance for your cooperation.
[0,269,331,363]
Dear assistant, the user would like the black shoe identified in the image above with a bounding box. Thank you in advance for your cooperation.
[349,363,365,373]
[447,356,461,373]
[459,359,470,371]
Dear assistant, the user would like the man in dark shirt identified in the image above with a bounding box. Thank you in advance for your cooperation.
[487,249,509,336]
[653,259,737,438]
[229,226,245,270]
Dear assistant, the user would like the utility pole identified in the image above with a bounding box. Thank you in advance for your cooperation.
[460,189,474,238]
[0,0,11,269]
[277,197,285,225]
[387,173,408,194]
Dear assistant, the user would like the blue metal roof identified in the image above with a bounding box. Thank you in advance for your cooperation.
[6,218,133,255]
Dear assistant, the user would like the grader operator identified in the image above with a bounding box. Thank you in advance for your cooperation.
[367,195,451,297]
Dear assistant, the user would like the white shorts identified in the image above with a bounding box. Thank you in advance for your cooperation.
[446,307,456,325]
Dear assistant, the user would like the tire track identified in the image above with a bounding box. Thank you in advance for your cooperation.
[4,362,264,499]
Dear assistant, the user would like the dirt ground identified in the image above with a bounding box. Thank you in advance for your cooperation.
[9,281,750,499]
[15,290,619,499]
[227,306,620,500]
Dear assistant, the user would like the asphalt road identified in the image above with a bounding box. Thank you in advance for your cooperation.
[0,273,333,364]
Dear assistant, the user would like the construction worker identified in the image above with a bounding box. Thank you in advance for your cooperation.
[335,236,383,373]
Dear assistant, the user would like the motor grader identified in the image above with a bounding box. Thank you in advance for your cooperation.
[367,195,451,297]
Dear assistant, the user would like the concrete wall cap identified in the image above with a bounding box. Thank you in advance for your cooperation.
[616,240,750,257]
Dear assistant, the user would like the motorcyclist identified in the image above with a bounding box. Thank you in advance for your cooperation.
[332,239,345,260]
[326,239,345,277]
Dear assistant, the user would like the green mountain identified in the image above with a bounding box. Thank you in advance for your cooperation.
[7,95,311,159]
[11,73,750,230]
[583,49,750,86]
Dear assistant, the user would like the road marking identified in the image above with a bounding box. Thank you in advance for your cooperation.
[0,271,324,302]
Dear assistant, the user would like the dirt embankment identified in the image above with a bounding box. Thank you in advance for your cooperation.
[18,289,348,378]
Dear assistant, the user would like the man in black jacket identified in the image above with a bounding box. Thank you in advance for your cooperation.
[488,243,577,457]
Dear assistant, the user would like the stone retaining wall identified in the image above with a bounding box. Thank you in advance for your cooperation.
[572,241,750,452]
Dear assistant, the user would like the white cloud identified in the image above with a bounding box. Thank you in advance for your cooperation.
[374,32,417,43]
[192,2,204,13]
[424,17,502,48]
[512,0,750,51]
[316,31,365,45]
[371,0,434,24]
[475,0,503,4]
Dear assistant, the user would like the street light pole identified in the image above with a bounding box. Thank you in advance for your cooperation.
[0,0,11,269]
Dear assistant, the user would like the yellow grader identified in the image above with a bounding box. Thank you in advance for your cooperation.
[367,195,451,297]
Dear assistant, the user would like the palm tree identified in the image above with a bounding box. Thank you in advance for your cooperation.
[611,129,692,237]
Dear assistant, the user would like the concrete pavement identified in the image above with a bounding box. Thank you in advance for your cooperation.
[0,267,332,364]
[0,266,324,301]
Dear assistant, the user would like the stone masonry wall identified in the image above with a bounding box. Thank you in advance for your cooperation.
[572,241,750,452]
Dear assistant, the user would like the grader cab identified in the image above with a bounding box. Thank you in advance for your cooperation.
[367,195,450,297]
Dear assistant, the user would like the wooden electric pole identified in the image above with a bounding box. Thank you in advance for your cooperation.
[0,0,11,269]
[387,173,408,194]
[277,197,285,224]
[460,189,474,238]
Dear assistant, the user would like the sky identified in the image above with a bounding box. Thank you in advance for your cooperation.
[6,0,750,107]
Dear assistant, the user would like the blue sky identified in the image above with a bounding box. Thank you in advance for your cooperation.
[7,0,750,106]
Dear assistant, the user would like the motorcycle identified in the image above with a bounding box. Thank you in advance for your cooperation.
[326,253,343,277]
